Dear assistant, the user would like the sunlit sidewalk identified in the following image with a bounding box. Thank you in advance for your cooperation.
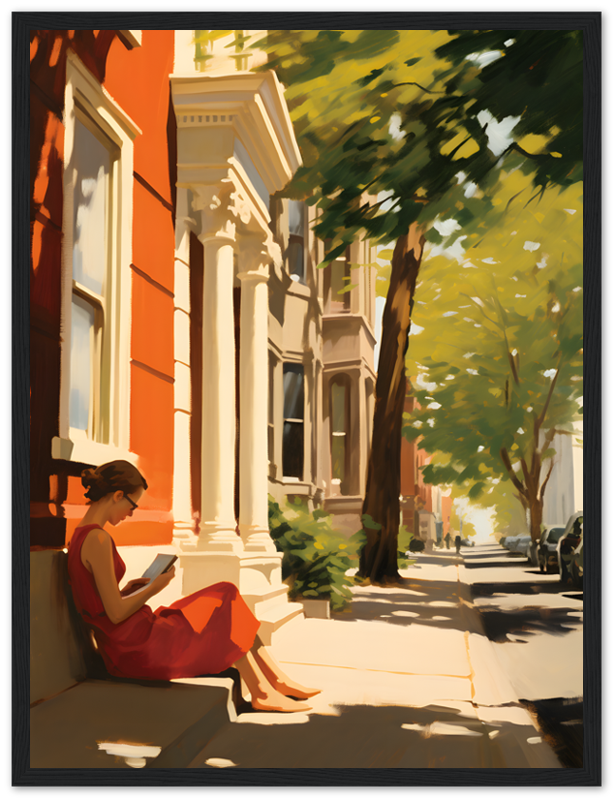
[189,550,562,769]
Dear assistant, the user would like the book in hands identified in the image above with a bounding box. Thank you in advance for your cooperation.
[124,554,178,596]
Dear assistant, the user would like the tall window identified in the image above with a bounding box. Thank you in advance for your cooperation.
[283,364,304,479]
[69,112,116,442]
[331,376,350,492]
[287,200,305,284]
[55,52,137,464]
[268,352,276,468]
[325,243,351,312]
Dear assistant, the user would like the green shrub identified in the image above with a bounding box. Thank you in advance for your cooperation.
[268,496,364,612]
[397,523,419,567]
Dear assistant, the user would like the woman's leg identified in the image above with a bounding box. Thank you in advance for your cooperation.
[233,650,312,712]
[251,636,320,699]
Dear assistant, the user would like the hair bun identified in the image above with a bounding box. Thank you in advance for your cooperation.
[80,467,100,488]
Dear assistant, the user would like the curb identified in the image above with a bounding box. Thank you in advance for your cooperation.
[455,559,563,768]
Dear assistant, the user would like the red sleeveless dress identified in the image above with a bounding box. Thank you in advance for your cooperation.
[67,524,260,680]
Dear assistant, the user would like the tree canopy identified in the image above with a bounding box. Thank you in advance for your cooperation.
[261,28,583,258]
[404,171,583,532]
[257,28,584,578]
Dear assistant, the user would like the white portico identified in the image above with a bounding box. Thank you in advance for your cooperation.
[170,68,303,642]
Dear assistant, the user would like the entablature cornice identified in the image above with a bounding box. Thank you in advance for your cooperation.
[171,70,301,199]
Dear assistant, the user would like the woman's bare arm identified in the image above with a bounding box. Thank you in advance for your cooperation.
[81,529,175,624]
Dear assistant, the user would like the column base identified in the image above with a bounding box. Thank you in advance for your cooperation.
[238,524,278,553]
[178,551,242,596]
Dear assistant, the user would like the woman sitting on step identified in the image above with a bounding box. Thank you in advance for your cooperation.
[67,460,319,713]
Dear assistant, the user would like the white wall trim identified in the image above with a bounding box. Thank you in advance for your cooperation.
[58,52,139,466]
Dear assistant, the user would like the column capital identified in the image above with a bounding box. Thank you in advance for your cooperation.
[192,182,237,243]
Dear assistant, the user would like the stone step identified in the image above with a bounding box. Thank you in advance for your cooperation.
[30,677,235,769]
[257,601,305,646]
[242,585,291,615]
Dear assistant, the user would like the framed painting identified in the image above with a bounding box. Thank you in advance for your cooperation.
[13,9,600,788]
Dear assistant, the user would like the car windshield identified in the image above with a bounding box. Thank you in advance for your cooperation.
[547,527,565,543]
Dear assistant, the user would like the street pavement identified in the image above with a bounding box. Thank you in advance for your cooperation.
[187,545,567,770]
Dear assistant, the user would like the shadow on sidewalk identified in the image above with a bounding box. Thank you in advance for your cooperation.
[474,605,582,642]
[329,578,476,635]
[194,700,537,769]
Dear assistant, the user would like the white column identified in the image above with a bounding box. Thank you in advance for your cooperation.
[172,187,195,546]
[192,185,242,554]
[237,241,276,553]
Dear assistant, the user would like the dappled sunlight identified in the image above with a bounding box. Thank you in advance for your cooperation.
[194,698,552,768]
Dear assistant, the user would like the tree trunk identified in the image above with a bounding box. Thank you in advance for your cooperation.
[359,225,425,584]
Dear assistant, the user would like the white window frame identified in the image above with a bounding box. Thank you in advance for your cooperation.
[53,52,141,466]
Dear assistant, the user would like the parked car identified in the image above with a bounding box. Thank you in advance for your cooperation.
[502,535,520,551]
[460,538,475,547]
[508,534,531,556]
[538,525,567,573]
[517,535,532,557]
[569,531,584,589]
[556,511,583,584]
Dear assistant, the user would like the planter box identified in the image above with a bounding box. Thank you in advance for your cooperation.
[299,598,331,619]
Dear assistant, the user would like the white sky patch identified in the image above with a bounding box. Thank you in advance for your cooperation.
[477,445,485,452]
[474,323,481,328]
[446,374,455,380]
[482,257,499,264]
[476,109,521,157]
[565,208,577,215]
[511,349,518,356]
[543,368,557,379]
[374,294,386,370]
[454,496,496,543]
[552,302,561,313]
[515,294,526,298]
[510,230,518,236]
[427,402,442,409]
[463,352,475,359]
[462,261,478,268]
[456,170,467,184]
[427,418,435,427]
[388,112,404,142]
[467,50,503,67]
[517,428,525,434]
[425,234,468,264]
[467,368,478,375]
[433,217,462,238]
[416,372,438,392]
[464,182,478,198]
[526,406,533,412]
[573,286,582,292]
[536,256,548,269]
[442,311,457,317]
[409,323,424,335]
[505,38,516,47]
[524,241,541,252]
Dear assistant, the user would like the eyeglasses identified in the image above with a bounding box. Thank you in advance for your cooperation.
[123,493,139,511]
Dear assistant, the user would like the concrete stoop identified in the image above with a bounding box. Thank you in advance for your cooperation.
[242,586,305,645]
[30,677,237,769]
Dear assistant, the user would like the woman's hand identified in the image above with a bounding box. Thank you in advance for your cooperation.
[120,578,151,597]
[149,566,176,595]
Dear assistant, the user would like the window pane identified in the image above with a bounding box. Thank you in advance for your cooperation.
[331,382,346,433]
[69,297,95,431]
[283,421,304,479]
[288,239,304,282]
[283,364,304,420]
[72,117,110,295]
[288,200,305,236]
[330,259,350,309]
[331,434,346,482]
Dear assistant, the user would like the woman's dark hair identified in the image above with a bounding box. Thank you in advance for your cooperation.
[81,460,148,503]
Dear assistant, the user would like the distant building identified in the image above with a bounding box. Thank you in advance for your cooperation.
[542,420,583,525]
[399,381,452,538]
